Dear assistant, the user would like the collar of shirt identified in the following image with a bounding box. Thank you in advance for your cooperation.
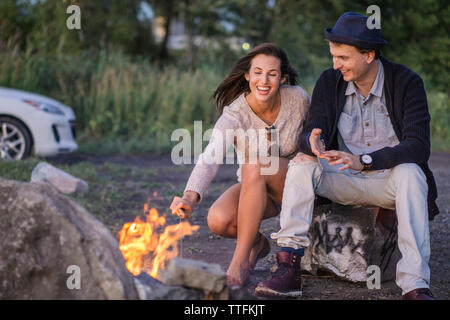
[345,60,384,101]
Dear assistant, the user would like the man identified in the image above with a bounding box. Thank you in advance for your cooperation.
[255,12,439,300]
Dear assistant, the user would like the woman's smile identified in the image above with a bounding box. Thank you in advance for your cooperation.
[256,85,271,95]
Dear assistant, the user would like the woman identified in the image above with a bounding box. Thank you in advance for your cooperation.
[170,43,310,287]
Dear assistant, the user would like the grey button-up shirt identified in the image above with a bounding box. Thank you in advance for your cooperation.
[337,60,400,156]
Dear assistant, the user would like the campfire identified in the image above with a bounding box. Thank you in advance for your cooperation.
[118,203,199,279]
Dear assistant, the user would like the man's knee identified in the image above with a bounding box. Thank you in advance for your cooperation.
[391,163,427,187]
[293,153,318,163]
[283,153,322,188]
[392,163,425,179]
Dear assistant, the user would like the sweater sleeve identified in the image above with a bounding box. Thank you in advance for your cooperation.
[368,73,431,170]
[184,113,239,202]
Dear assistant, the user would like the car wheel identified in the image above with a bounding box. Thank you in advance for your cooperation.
[0,117,32,160]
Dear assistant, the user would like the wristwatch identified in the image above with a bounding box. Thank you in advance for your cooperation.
[359,154,373,170]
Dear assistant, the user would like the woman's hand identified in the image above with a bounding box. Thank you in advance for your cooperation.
[170,190,199,219]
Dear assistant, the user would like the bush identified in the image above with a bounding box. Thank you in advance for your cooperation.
[0,47,223,153]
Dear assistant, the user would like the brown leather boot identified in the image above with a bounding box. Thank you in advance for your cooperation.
[402,288,435,300]
[254,251,302,298]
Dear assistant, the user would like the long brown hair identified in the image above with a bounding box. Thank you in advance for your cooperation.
[212,43,298,115]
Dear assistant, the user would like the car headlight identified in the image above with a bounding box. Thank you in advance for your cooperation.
[22,99,65,116]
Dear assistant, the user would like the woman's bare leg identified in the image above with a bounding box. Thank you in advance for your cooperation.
[207,158,289,286]
[207,183,241,238]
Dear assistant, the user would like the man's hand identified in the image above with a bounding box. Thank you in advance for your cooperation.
[321,150,364,171]
[170,190,199,219]
[309,128,326,158]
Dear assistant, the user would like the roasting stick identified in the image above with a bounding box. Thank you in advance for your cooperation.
[179,214,183,258]
[176,208,186,258]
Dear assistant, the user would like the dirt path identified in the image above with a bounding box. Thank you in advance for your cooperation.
[58,152,450,300]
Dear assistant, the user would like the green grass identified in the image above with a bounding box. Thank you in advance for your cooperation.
[0,158,40,181]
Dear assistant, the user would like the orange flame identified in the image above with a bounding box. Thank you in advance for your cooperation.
[118,203,199,278]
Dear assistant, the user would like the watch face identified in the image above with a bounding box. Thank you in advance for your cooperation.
[362,154,372,165]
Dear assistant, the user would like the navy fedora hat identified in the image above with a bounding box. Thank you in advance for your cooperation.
[325,12,387,50]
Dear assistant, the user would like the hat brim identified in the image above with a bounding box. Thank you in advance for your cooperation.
[324,28,387,50]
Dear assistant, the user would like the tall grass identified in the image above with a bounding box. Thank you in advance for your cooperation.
[0,46,448,153]
[0,47,223,153]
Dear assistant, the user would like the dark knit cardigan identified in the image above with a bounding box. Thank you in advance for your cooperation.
[298,56,439,220]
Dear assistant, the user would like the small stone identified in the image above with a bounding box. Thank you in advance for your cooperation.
[30,162,89,195]
[134,273,203,300]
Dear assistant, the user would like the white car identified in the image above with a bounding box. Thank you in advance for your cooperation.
[0,87,78,160]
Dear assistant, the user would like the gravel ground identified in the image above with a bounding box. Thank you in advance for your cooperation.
[54,151,450,300]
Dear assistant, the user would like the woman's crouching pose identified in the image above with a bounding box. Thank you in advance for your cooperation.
[170,43,310,287]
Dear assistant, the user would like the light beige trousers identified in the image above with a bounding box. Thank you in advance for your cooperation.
[271,158,431,294]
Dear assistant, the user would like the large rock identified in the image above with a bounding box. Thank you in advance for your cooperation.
[0,177,138,299]
[301,203,401,283]
[31,162,89,195]
[158,257,226,293]
[134,273,204,300]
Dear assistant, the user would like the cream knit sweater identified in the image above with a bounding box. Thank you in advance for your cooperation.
[184,85,310,201]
